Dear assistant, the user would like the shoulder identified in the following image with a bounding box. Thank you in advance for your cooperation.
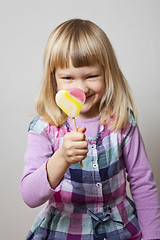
[121,110,137,145]
[29,116,49,134]
[28,116,68,141]
[123,109,136,131]
[127,109,136,127]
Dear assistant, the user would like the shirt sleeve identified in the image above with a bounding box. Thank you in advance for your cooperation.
[123,123,160,240]
[20,129,55,208]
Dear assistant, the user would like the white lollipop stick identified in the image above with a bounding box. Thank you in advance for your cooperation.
[55,88,86,168]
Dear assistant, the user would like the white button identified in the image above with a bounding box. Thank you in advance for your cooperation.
[93,163,97,168]
[96,183,101,188]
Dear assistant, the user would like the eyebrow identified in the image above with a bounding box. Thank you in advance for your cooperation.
[55,65,103,77]
[55,69,72,76]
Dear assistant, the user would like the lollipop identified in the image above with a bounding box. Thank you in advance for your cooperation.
[55,88,86,167]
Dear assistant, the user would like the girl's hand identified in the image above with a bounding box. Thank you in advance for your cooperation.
[46,127,88,189]
[61,127,88,165]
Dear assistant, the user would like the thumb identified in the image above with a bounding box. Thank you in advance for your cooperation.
[77,127,86,133]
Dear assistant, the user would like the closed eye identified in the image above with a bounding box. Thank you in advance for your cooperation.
[63,76,72,80]
[87,75,99,79]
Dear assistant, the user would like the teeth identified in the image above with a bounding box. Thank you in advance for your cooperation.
[86,95,92,98]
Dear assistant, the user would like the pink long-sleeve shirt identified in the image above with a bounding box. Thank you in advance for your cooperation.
[20,116,160,240]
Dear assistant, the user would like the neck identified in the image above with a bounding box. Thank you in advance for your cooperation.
[76,109,100,120]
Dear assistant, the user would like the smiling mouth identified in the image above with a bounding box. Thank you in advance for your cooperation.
[85,94,94,101]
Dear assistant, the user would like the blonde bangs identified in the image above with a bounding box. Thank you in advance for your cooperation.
[49,19,106,71]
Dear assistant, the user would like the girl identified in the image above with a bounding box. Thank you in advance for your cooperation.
[20,19,160,240]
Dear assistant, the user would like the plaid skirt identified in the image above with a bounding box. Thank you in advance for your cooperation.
[26,202,142,240]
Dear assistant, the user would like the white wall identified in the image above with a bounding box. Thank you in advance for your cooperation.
[0,0,159,239]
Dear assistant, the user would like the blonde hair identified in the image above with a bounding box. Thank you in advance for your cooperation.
[36,19,137,131]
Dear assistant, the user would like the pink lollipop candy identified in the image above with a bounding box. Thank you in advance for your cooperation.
[56,88,86,167]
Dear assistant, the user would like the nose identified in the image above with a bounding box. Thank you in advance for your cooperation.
[76,79,88,94]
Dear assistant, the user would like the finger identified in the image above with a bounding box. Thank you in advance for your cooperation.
[66,149,88,162]
[69,154,87,164]
[77,127,86,133]
[63,140,88,154]
[73,148,88,156]
[69,131,86,141]
[72,140,88,149]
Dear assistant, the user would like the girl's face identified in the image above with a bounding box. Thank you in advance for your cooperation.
[55,62,105,119]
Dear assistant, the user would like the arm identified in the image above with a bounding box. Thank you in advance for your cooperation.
[123,125,160,240]
[20,130,54,207]
[20,127,88,207]
[46,127,88,189]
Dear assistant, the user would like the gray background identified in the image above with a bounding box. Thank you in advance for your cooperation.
[0,0,160,239]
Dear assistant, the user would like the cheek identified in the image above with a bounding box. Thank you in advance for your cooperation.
[56,80,67,91]
[56,79,75,91]
[93,81,105,95]
[55,78,61,90]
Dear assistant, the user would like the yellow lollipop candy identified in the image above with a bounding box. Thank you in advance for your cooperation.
[55,88,86,167]
[55,88,85,119]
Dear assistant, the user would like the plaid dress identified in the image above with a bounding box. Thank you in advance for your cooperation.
[25,114,142,240]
